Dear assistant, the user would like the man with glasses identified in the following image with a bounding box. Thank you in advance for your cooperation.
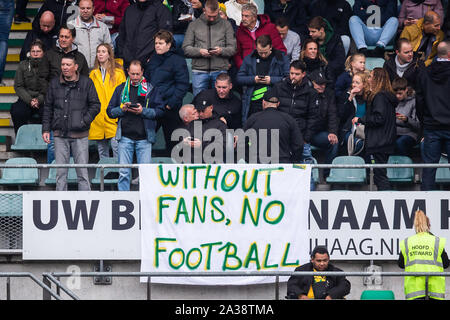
[237,34,289,124]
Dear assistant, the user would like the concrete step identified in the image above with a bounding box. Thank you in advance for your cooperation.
[0,87,15,95]
[11,23,32,32]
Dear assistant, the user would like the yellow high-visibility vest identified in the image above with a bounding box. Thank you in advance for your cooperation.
[400,232,446,300]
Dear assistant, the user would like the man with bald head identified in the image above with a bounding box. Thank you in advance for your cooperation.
[20,11,59,61]
[400,11,445,66]
[416,40,450,191]
[32,0,77,31]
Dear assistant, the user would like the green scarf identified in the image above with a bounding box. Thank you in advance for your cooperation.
[120,77,149,105]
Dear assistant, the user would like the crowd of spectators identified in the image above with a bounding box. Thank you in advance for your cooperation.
[6,0,450,191]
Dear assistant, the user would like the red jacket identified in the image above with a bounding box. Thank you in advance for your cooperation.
[93,0,130,34]
[234,14,286,69]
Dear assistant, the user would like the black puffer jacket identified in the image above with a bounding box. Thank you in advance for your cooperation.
[358,91,398,154]
[306,86,338,142]
[287,262,351,299]
[272,77,317,142]
[42,74,100,138]
[416,60,450,130]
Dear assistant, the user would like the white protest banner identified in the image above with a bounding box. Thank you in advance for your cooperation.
[139,164,312,285]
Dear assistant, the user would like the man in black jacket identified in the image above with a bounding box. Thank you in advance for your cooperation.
[307,69,339,176]
[243,89,303,164]
[383,38,425,90]
[38,25,90,94]
[287,246,351,300]
[193,73,242,130]
[42,54,100,191]
[20,11,59,61]
[118,0,172,69]
[307,16,346,80]
[416,40,450,191]
[272,60,316,161]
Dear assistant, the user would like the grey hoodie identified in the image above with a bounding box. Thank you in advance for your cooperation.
[396,95,420,141]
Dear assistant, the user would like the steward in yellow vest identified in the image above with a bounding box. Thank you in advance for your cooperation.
[398,210,449,300]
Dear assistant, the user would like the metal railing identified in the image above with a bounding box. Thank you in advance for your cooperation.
[41,270,450,300]
[0,162,448,191]
[0,272,62,300]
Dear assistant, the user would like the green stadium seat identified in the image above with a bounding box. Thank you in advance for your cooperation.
[360,290,395,300]
[0,157,39,186]
[151,157,176,164]
[10,124,47,151]
[365,57,385,70]
[254,0,264,13]
[183,91,193,105]
[435,156,450,185]
[45,158,78,186]
[153,126,166,151]
[91,157,120,187]
[387,155,414,183]
[326,156,366,184]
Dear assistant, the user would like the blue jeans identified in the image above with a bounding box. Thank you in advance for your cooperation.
[173,34,185,51]
[0,0,14,82]
[421,129,450,191]
[118,136,152,191]
[302,143,316,191]
[349,15,398,49]
[47,131,55,163]
[395,135,417,157]
[192,70,226,97]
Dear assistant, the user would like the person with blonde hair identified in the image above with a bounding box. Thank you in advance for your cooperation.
[89,43,126,159]
[336,70,370,156]
[335,52,366,98]
[398,210,449,300]
[352,68,397,190]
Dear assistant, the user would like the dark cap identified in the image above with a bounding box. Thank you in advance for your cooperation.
[308,69,331,85]
[194,98,213,111]
[262,89,279,103]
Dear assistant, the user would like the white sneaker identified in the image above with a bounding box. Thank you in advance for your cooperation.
[131,176,139,185]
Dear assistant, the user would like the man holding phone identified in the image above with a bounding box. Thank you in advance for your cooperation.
[237,34,289,123]
[107,60,165,191]
[182,0,236,96]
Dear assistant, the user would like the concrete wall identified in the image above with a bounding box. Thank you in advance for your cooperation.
[1,256,444,300]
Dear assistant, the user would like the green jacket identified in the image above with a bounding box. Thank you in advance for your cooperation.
[14,57,45,106]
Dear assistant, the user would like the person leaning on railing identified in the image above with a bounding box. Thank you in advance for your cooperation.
[398,210,449,300]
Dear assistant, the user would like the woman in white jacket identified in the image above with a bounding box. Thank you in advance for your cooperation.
[224,0,258,25]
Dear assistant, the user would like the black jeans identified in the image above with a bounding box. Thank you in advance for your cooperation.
[15,0,28,18]
[10,98,43,133]
[366,152,392,191]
